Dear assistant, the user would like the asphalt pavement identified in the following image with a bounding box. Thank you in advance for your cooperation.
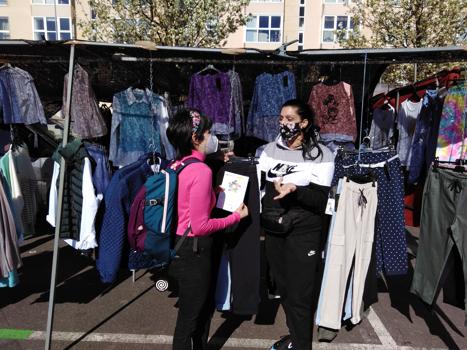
[0,227,466,350]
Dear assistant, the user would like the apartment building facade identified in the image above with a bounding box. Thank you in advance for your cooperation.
[0,0,75,41]
[0,0,354,51]
[224,0,355,50]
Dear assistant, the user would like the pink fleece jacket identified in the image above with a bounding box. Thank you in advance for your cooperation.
[175,150,240,237]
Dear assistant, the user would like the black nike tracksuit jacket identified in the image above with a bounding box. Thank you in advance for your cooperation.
[258,137,335,350]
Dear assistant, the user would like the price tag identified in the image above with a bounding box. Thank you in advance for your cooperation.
[325,198,335,215]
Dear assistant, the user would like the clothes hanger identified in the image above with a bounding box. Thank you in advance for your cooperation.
[408,85,421,102]
[322,64,340,86]
[432,157,466,173]
[196,64,221,75]
[132,76,147,90]
[0,62,12,70]
[346,168,377,187]
[343,154,377,187]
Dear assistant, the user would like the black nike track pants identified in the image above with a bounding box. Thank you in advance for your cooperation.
[265,229,323,350]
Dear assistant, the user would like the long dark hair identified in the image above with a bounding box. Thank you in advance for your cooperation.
[282,99,322,161]
[166,108,213,160]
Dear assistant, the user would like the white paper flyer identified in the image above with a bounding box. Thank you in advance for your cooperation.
[216,171,249,212]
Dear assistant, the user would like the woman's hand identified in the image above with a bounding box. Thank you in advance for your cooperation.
[223,151,234,162]
[273,178,297,200]
[235,203,249,219]
[215,186,224,195]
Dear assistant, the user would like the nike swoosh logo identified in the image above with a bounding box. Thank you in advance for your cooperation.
[267,169,299,178]
[308,250,316,256]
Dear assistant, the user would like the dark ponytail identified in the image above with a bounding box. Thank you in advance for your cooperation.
[282,99,323,161]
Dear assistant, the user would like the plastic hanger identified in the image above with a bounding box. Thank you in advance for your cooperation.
[0,62,12,70]
[408,85,421,102]
[196,64,221,74]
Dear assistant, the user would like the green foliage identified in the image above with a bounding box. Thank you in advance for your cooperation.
[338,0,467,84]
[78,0,250,47]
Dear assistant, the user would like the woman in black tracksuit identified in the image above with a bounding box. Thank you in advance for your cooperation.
[258,99,335,350]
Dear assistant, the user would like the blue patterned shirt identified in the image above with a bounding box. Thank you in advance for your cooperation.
[247,71,296,142]
[0,66,46,125]
[110,88,164,167]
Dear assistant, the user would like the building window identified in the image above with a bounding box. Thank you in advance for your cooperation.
[322,15,353,43]
[246,15,281,43]
[298,0,305,49]
[33,17,72,40]
[59,17,72,39]
[0,17,10,39]
[32,0,70,4]
[0,0,7,5]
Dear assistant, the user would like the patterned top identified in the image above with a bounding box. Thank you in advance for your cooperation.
[397,99,422,166]
[247,71,296,142]
[436,83,467,162]
[308,82,357,142]
[110,88,166,167]
[408,90,445,184]
[228,70,244,136]
[0,65,46,125]
[186,71,233,135]
[62,64,107,139]
[369,106,395,149]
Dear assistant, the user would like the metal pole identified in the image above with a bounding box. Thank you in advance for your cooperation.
[358,51,368,162]
[44,43,76,350]
[53,0,58,40]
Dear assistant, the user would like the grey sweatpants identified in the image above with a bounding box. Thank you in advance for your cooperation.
[316,178,378,330]
[411,167,467,318]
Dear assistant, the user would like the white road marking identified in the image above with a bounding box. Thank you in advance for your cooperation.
[366,306,398,347]
[26,330,462,349]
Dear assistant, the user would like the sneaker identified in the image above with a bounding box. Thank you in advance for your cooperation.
[270,335,294,350]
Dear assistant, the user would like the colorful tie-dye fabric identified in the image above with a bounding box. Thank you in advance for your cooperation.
[436,84,467,162]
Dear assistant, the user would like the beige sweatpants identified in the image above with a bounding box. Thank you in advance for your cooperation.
[317,178,378,330]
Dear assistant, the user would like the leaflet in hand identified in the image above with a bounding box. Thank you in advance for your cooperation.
[216,171,249,212]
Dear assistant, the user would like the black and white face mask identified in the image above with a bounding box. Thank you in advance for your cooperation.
[280,122,301,141]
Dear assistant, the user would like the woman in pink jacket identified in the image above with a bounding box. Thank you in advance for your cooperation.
[167,109,249,350]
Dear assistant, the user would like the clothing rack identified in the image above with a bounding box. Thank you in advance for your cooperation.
[0,41,464,350]
[371,67,465,109]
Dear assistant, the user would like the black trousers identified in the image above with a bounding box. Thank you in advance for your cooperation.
[220,161,261,314]
[168,236,214,350]
[265,229,322,350]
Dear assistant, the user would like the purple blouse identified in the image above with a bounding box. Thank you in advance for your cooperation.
[186,72,232,135]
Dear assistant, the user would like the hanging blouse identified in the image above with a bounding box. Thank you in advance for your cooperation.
[369,106,395,149]
[62,64,108,139]
[228,70,244,136]
[110,88,172,167]
[436,83,467,162]
[0,65,47,125]
[308,82,357,143]
[247,71,297,142]
[186,71,234,135]
[397,99,422,166]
